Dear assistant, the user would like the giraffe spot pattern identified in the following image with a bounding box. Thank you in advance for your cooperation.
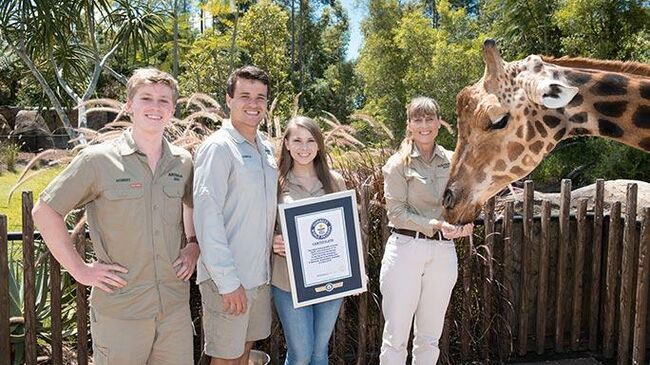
[569,112,587,124]
[552,71,559,80]
[516,125,524,138]
[590,74,629,96]
[641,82,650,99]
[632,105,650,129]
[530,141,544,154]
[639,137,650,151]
[475,169,487,184]
[598,119,624,138]
[532,110,538,117]
[534,120,548,137]
[594,101,628,118]
[565,71,592,86]
[543,115,562,128]
[553,128,567,141]
[494,159,507,171]
[507,142,525,161]
[510,166,525,175]
[526,122,536,141]
[570,128,591,135]
[524,107,530,116]
[546,143,555,153]
[568,94,583,107]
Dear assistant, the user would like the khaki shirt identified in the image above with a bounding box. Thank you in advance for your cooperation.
[271,170,347,292]
[40,130,193,319]
[382,144,453,236]
[193,120,278,294]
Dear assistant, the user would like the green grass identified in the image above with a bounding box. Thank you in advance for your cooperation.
[0,166,63,232]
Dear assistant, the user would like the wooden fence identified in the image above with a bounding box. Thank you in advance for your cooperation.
[1,179,649,364]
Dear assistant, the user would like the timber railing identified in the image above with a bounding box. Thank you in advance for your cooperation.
[1,179,649,364]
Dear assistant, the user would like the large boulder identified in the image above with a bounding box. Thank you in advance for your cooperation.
[11,110,55,151]
[0,114,11,137]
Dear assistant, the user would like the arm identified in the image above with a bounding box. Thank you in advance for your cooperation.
[382,160,446,236]
[173,204,200,281]
[33,201,127,292]
[193,141,246,314]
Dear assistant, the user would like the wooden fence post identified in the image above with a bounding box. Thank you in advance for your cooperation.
[603,202,622,358]
[632,207,649,365]
[74,217,88,365]
[519,181,533,356]
[356,184,370,365]
[555,179,571,352]
[482,197,496,361]
[460,234,472,361]
[617,183,637,364]
[571,199,588,351]
[589,179,604,351]
[536,200,551,354]
[50,251,62,365]
[0,215,10,365]
[499,201,515,360]
[22,191,37,365]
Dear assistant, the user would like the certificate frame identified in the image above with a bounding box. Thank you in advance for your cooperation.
[278,189,367,308]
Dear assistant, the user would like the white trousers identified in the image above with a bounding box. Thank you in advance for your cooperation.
[379,233,458,365]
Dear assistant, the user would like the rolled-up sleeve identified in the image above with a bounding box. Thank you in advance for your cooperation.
[382,158,436,236]
[40,150,97,215]
[193,142,241,294]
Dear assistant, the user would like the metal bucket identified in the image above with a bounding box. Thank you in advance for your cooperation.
[248,350,270,365]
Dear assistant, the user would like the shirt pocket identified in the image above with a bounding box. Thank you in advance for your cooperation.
[433,169,450,196]
[162,184,184,224]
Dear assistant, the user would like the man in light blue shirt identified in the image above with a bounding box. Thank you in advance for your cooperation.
[193,66,277,365]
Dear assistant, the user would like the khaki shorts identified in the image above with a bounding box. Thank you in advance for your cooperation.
[200,281,271,359]
[90,305,193,365]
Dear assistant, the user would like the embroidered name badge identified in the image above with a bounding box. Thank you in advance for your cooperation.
[115,177,131,183]
[242,154,252,159]
[130,182,143,188]
[437,162,450,169]
[168,172,183,181]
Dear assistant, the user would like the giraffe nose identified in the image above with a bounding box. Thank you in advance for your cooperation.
[443,188,456,209]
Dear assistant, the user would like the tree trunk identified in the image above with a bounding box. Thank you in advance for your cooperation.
[229,0,238,72]
[173,0,179,78]
[11,43,76,139]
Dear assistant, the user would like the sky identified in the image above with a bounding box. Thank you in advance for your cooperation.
[341,0,365,61]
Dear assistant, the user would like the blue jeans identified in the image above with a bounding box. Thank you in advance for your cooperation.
[272,286,343,365]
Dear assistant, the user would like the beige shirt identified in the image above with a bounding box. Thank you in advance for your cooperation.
[193,120,278,294]
[382,143,453,236]
[271,170,347,292]
[40,130,193,319]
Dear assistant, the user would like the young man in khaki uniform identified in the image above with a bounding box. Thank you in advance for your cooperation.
[33,68,200,365]
[193,66,277,365]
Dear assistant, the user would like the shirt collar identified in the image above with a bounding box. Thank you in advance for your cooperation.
[223,119,256,145]
[286,170,324,193]
[410,143,446,160]
[117,128,177,157]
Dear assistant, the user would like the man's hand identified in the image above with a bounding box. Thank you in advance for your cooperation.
[272,234,286,257]
[222,285,247,316]
[74,262,128,293]
[174,242,200,281]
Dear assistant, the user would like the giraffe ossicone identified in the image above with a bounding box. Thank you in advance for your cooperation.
[443,39,650,225]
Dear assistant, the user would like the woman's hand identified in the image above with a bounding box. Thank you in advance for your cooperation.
[273,234,286,256]
[441,222,474,239]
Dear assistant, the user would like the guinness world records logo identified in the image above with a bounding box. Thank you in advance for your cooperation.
[310,218,332,239]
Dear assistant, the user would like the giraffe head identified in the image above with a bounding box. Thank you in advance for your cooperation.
[442,39,581,224]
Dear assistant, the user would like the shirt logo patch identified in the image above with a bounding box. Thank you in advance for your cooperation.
[437,163,450,168]
[168,172,183,181]
[130,182,143,188]
[115,177,131,182]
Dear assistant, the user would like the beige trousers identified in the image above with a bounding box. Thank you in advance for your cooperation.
[379,233,458,365]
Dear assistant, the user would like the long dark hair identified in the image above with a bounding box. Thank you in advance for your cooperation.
[277,116,335,195]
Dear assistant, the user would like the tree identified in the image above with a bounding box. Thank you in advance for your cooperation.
[0,0,166,138]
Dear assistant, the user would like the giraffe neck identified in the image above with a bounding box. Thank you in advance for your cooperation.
[555,68,650,151]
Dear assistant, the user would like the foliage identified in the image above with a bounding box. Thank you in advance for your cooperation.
[0,142,20,172]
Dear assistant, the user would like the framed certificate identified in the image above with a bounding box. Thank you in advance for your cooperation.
[278,189,367,308]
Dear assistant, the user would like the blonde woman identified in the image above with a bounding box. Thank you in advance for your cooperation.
[380,97,473,364]
[272,116,347,365]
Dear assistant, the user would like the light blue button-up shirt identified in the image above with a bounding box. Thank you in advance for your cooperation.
[193,120,278,294]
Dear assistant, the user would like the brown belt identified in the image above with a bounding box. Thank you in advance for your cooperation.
[391,228,441,240]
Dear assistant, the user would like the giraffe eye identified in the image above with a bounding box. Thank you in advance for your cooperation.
[490,114,510,130]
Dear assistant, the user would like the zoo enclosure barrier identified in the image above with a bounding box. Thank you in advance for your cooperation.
[1,179,649,364]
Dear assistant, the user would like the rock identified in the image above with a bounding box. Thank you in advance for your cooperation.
[11,110,55,151]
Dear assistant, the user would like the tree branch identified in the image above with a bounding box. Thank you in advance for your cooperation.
[47,49,81,102]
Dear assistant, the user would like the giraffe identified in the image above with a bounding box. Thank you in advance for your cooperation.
[442,39,650,224]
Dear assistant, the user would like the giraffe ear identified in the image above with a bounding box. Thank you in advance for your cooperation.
[536,80,579,109]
